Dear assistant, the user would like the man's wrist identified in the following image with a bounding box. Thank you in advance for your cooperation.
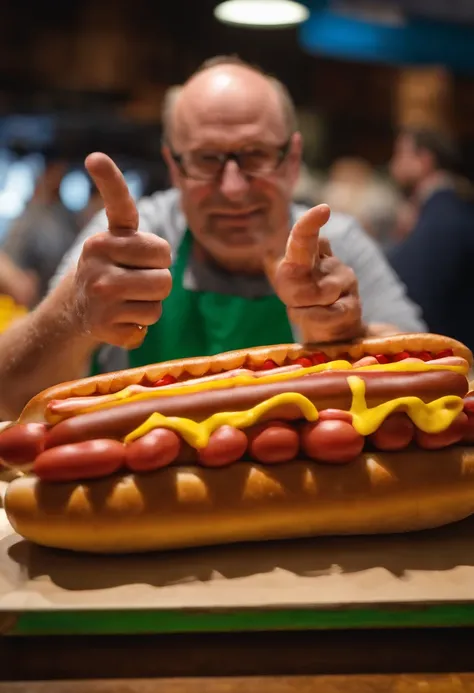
[38,272,100,351]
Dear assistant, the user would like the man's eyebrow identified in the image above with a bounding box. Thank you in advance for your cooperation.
[187,138,286,151]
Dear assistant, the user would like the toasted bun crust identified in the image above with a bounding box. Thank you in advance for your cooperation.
[5,448,474,553]
[17,333,474,424]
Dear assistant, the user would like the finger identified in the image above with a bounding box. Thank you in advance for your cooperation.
[87,267,172,303]
[107,324,148,350]
[112,300,163,327]
[318,237,333,258]
[276,258,357,309]
[284,204,331,269]
[85,153,138,235]
[288,296,363,341]
[82,232,172,270]
[106,234,172,270]
[110,268,172,302]
[314,260,358,307]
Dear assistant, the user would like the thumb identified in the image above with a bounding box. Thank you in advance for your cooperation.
[283,204,331,269]
[85,153,138,236]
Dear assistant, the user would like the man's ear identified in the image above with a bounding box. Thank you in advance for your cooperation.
[162,144,181,189]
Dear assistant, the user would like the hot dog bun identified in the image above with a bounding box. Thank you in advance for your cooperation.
[5,448,474,553]
[19,333,472,424]
[4,333,474,554]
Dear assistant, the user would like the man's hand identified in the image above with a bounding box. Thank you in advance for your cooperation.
[72,153,172,349]
[265,205,365,344]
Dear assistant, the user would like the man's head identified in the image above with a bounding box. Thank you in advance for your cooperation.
[389,128,459,195]
[161,56,302,273]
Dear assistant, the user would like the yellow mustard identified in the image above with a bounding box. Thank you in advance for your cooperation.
[347,376,463,435]
[124,392,318,448]
[77,358,468,417]
[123,376,464,448]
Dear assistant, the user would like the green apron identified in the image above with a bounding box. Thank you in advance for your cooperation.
[92,230,294,374]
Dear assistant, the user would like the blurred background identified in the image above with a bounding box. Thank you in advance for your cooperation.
[0,0,473,318]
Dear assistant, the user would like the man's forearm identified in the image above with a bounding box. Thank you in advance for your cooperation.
[0,276,98,420]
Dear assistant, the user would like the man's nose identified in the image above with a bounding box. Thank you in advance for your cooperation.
[219,161,250,201]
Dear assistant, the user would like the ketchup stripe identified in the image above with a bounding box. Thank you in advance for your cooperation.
[143,349,454,385]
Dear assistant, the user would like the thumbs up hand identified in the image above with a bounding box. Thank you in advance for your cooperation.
[72,153,172,349]
[265,205,364,344]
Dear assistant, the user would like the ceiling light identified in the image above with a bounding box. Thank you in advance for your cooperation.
[214,0,310,28]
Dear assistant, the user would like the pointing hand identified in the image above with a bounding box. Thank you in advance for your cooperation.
[265,205,364,344]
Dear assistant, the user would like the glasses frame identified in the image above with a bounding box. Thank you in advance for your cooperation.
[167,138,293,181]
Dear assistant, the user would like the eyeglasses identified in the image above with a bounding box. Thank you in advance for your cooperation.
[168,139,292,181]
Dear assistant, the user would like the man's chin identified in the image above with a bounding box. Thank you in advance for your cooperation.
[211,237,266,273]
[218,231,260,248]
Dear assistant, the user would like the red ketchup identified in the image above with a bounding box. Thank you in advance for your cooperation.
[152,374,177,387]
[260,359,278,371]
[311,352,328,365]
[295,357,313,369]
[436,349,454,359]
[391,351,411,362]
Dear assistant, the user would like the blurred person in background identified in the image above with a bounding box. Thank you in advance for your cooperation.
[0,148,80,305]
[0,56,425,419]
[320,157,401,251]
[392,197,418,245]
[388,127,474,352]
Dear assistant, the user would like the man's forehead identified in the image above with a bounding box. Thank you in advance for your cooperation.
[171,67,287,147]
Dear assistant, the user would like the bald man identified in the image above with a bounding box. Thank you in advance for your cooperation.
[0,56,424,419]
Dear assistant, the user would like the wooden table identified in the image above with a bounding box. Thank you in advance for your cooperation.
[2,675,474,692]
[2,627,474,681]
[2,503,474,686]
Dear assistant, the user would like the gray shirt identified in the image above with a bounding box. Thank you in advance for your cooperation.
[51,188,426,373]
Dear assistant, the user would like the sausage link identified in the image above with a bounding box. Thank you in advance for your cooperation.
[427,356,466,368]
[318,409,353,423]
[352,356,379,367]
[258,403,312,423]
[198,426,248,467]
[125,428,181,472]
[416,412,468,450]
[0,423,48,468]
[248,421,300,464]
[464,395,474,414]
[33,439,125,482]
[44,370,467,448]
[369,413,415,451]
[301,420,364,464]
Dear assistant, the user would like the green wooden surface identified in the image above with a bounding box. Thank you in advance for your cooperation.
[6,602,474,635]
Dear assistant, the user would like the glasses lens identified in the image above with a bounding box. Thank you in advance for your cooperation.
[180,144,286,180]
[239,148,280,174]
[184,152,223,180]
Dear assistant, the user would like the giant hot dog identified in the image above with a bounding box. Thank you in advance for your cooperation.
[3,333,474,554]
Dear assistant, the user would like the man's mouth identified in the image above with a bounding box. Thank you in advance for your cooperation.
[212,208,263,226]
